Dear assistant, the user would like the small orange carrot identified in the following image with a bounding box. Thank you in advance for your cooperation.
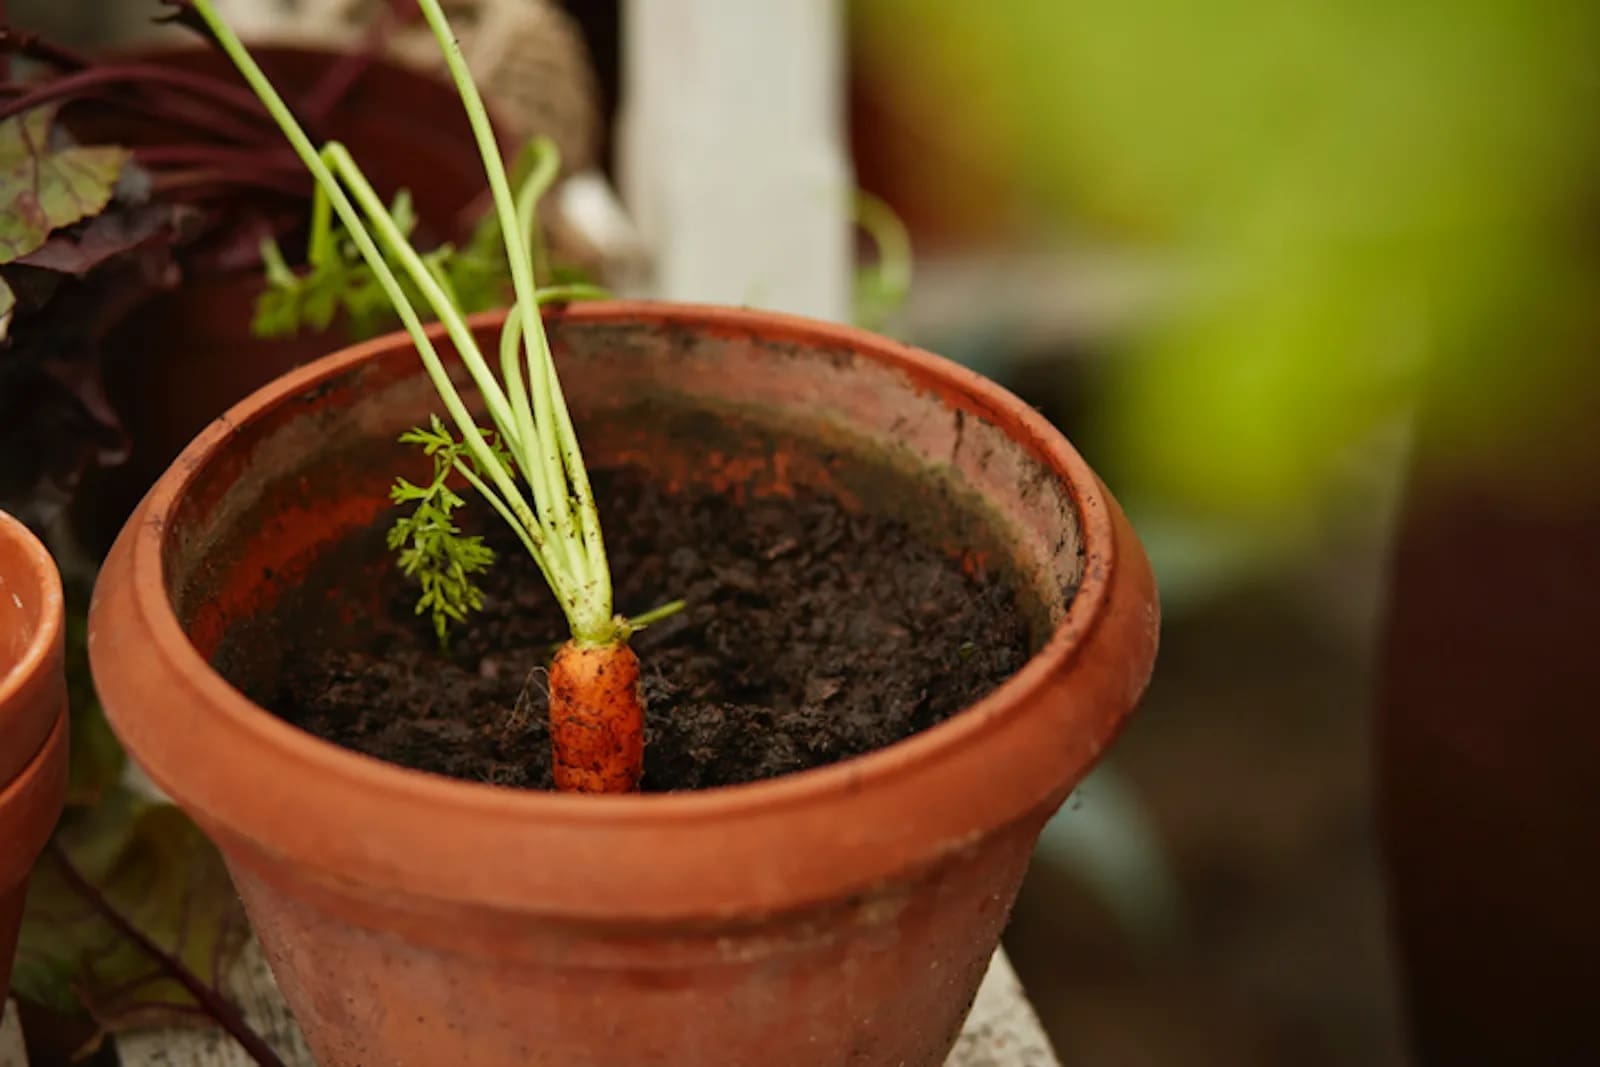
[549,640,644,793]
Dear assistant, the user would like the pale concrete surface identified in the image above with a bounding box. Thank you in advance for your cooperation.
[3,947,1059,1066]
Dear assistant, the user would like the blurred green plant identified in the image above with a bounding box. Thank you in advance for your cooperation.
[851,0,1600,539]
[852,189,913,333]
[253,141,600,345]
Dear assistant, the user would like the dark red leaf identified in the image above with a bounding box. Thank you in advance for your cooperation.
[19,201,187,276]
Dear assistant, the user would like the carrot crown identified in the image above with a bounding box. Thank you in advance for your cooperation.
[186,0,622,646]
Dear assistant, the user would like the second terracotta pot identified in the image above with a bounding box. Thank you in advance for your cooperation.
[90,303,1159,1065]
[0,511,69,997]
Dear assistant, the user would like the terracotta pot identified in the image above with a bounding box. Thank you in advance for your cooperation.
[89,303,1159,1065]
[0,512,69,997]
[76,44,496,556]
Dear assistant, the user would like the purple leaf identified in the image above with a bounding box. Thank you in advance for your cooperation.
[18,201,185,277]
[13,789,255,1038]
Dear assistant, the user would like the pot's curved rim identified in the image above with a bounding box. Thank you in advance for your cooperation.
[0,510,65,781]
[95,302,1158,918]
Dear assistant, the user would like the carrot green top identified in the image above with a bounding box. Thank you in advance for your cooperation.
[184,0,622,646]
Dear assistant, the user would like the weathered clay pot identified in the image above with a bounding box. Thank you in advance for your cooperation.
[89,303,1158,1065]
[76,44,495,556]
[0,511,69,997]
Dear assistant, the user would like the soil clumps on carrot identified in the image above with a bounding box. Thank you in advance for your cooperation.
[269,467,1030,791]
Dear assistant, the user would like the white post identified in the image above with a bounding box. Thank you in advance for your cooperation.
[617,0,854,322]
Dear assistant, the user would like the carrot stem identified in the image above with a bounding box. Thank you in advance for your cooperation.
[189,0,663,796]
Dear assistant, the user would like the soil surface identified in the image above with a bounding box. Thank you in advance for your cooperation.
[267,467,1031,791]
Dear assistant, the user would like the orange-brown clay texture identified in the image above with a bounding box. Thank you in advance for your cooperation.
[88,303,1159,1065]
[549,640,644,793]
[0,511,69,997]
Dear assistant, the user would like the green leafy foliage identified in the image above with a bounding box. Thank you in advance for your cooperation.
[387,415,509,645]
[852,190,913,333]
[0,105,129,265]
[252,189,497,342]
[0,104,131,340]
[449,138,591,289]
[198,0,626,644]
[250,142,595,345]
[851,0,1600,539]
[13,786,248,1045]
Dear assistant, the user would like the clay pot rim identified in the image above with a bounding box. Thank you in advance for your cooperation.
[0,510,64,749]
[112,301,1122,824]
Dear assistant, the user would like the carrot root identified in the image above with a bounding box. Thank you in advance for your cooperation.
[548,639,645,793]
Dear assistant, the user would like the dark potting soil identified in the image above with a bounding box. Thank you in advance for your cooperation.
[269,468,1031,791]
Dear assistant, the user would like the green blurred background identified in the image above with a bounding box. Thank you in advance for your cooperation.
[845,2,1598,1062]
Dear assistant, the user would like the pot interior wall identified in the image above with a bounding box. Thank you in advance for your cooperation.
[157,315,1085,708]
[0,528,46,677]
[0,573,38,676]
